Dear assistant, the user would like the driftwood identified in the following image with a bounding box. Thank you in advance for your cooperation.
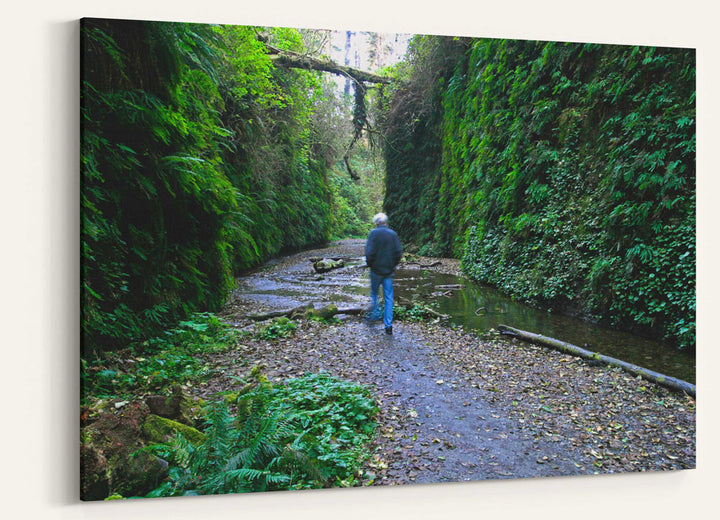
[435,284,465,290]
[246,303,364,321]
[312,258,345,273]
[246,304,313,321]
[403,260,442,268]
[497,324,696,397]
[308,256,352,263]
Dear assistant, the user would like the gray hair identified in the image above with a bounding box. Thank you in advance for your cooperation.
[373,213,388,226]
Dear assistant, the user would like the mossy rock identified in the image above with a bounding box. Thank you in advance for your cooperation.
[142,414,206,446]
[181,395,206,424]
[145,394,184,420]
[81,400,168,500]
[80,442,110,500]
[145,390,205,426]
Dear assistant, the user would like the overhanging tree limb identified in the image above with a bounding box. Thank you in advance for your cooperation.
[266,45,393,85]
[266,44,392,180]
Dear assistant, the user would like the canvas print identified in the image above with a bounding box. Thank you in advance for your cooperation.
[80,17,696,500]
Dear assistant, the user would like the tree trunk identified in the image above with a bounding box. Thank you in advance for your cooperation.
[313,258,345,273]
[497,325,695,397]
[343,30,353,95]
[246,303,365,321]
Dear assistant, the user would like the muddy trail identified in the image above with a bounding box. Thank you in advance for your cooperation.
[213,240,695,486]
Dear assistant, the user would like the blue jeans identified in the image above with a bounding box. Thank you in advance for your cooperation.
[370,272,394,329]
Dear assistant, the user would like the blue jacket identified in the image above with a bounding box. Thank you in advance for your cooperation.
[365,225,402,276]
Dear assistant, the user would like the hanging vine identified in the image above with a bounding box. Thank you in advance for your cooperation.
[265,40,393,180]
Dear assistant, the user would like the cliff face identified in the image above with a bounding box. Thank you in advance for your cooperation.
[383,37,695,349]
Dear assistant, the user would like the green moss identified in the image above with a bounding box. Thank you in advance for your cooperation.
[307,304,338,320]
[222,392,239,405]
[384,36,695,349]
[142,414,206,446]
[180,395,206,425]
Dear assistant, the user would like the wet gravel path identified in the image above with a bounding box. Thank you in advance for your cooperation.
[211,240,695,486]
[351,322,588,483]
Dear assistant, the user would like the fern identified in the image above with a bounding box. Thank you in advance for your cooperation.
[146,371,378,496]
[384,35,695,348]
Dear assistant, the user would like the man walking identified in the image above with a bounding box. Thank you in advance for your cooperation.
[365,212,402,335]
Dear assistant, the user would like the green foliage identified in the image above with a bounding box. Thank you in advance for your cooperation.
[81,313,237,402]
[146,372,378,495]
[146,400,303,495]
[393,302,440,322]
[263,372,378,481]
[255,317,298,341]
[215,26,335,270]
[308,76,385,240]
[382,35,470,255]
[311,315,342,325]
[82,20,239,352]
[81,20,339,353]
[328,164,380,238]
[383,37,695,348]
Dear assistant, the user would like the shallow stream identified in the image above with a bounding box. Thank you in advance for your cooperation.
[235,249,696,384]
[392,268,696,384]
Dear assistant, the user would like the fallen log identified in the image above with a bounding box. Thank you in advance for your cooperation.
[312,258,345,273]
[267,46,392,85]
[246,303,365,321]
[246,304,313,321]
[308,256,352,263]
[497,324,696,397]
[403,261,442,268]
[435,284,466,290]
[335,307,366,316]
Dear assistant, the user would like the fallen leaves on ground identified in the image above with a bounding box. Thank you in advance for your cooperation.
[206,240,694,486]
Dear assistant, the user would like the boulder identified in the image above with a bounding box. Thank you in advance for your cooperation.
[80,400,169,500]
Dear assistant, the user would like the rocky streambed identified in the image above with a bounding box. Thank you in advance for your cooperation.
[215,239,695,485]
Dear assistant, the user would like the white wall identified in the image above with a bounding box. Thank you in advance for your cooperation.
[2,1,717,518]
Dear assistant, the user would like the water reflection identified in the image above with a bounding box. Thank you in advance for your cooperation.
[393,269,696,384]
